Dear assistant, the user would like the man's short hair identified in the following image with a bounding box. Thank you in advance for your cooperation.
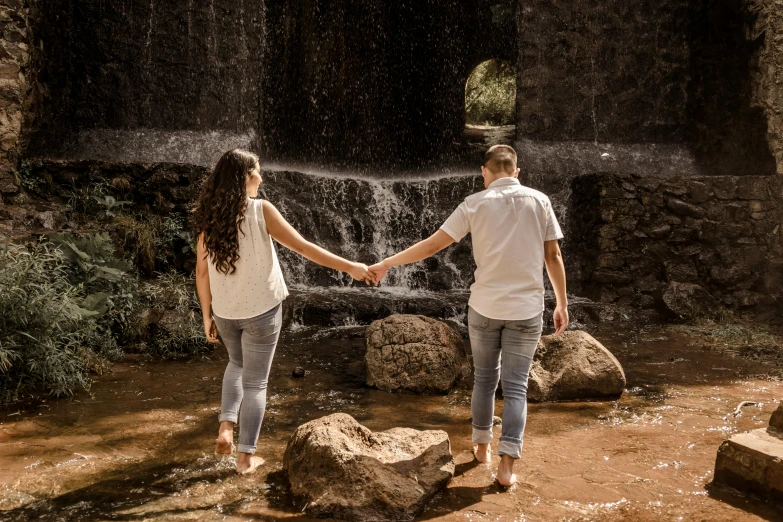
[483,145,517,175]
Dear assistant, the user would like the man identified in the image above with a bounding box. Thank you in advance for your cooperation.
[369,144,568,487]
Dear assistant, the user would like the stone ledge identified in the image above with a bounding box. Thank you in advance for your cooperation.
[713,428,783,501]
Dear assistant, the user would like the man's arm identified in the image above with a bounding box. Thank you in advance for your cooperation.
[369,230,455,283]
[544,239,569,335]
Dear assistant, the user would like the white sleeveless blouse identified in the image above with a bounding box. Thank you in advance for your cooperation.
[207,199,289,319]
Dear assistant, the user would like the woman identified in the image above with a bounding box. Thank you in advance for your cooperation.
[194,149,373,474]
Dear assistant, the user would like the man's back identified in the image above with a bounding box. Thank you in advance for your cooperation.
[440,177,563,320]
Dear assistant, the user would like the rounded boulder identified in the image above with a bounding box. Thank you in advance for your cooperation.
[528,330,626,402]
[365,314,467,394]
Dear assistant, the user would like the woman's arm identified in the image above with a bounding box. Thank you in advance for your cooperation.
[263,201,373,283]
[195,233,219,343]
[368,230,455,283]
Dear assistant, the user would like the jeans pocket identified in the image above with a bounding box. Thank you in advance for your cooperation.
[468,307,489,329]
[244,311,278,337]
[506,314,543,334]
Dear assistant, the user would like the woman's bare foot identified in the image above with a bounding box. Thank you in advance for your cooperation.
[496,455,517,487]
[236,453,265,475]
[215,421,234,455]
[473,443,491,463]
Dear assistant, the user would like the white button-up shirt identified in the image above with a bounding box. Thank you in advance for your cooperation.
[440,177,563,320]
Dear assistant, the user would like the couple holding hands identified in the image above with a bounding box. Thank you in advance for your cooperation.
[194,145,568,486]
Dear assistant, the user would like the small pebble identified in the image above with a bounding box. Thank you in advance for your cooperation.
[292,366,306,378]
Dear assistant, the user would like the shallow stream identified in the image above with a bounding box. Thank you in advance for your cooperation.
[1,324,781,521]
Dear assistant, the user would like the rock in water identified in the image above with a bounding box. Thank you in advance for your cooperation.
[365,314,466,394]
[283,413,454,521]
[713,404,783,502]
[662,281,722,320]
[528,331,626,402]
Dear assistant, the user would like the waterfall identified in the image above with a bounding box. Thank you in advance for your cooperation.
[262,170,484,293]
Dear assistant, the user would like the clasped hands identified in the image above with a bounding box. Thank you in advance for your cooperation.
[347,259,390,286]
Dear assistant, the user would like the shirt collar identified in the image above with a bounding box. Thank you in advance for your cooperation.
[488,177,521,189]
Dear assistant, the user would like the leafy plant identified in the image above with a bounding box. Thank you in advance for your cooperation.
[47,232,143,349]
[139,272,210,357]
[0,243,118,403]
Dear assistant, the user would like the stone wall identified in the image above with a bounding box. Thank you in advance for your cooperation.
[571,173,783,317]
[516,0,778,175]
[0,0,30,199]
[516,0,691,144]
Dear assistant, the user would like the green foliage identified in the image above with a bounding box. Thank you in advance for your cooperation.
[139,272,210,357]
[47,232,144,348]
[17,159,46,195]
[0,243,118,403]
[65,179,130,222]
[113,213,196,275]
[465,59,516,126]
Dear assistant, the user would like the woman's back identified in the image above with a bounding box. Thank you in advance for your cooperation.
[207,199,288,319]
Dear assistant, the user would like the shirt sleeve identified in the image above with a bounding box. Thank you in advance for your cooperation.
[544,198,564,241]
[440,201,470,242]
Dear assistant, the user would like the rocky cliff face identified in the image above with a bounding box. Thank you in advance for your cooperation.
[747,0,783,175]
[0,0,31,199]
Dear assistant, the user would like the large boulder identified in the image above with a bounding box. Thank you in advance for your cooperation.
[365,314,467,394]
[283,413,454,521]
[528,331,626,402]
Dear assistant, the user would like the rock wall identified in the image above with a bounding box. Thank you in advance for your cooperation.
[0,0,30,199]
[571,173,783,315]
[516,0,691,144]
[516,0,778,175]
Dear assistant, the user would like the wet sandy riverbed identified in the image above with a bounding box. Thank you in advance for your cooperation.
[1,324,781,521]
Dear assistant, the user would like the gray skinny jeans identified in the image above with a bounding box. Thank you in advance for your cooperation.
[468,306,542,459]
[213,304,282,454]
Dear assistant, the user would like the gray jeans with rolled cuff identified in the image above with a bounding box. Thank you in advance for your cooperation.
[468,306,542,459]
[213,304,282,455]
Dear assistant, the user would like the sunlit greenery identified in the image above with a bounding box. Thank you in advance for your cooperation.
[465,59,516,126]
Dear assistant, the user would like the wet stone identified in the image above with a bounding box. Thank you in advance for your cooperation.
[714,429,783,502]
[283,413,454,522]
[365,315,468,394]
[528,331,626,403]
[662,282,723,321]
[769,402,783,432]
[292,366,305,378]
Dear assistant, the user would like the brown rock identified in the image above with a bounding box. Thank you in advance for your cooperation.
[528,331,626,402]
[713,429,783,501]
[662,282,722,320]
[283,413,454,521]
[770,402,783,432]
[365,315,467,394]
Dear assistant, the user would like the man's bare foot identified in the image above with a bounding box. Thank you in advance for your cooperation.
[473,443,491,463]
[496,454,517,487]
[215,421,234,455]
[236,453,265,475]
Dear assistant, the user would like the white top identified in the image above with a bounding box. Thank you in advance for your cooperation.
[440,177,563,320]
[207,199,289,319]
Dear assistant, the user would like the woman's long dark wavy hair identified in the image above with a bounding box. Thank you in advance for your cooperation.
[193,149,260,275]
